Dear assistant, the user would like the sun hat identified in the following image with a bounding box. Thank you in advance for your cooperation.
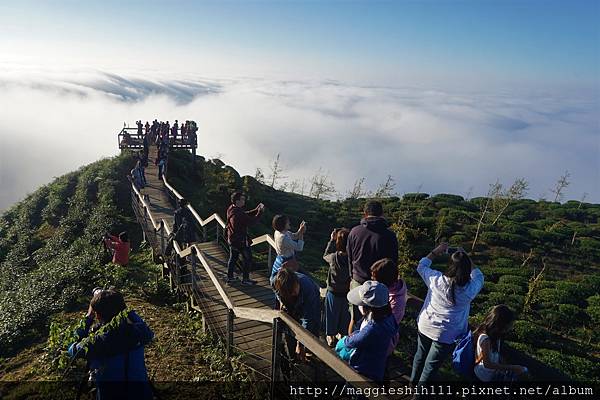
[347,280,389,308]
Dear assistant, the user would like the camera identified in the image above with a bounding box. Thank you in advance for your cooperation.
[446,247,460,254]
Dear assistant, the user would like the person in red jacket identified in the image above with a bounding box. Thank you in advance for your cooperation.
[226,192,265,285]
[103,231,130,266]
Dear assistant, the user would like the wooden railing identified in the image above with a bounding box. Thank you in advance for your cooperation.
[118,127,197,150]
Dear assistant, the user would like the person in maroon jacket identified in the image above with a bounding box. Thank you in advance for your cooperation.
[346,200,398,333]
[226,192,265,285]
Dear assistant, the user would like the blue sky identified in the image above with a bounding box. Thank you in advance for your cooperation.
[0,1,598,208]
[1,0,598,87]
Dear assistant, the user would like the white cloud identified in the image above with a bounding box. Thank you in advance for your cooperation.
[0,68,598,211]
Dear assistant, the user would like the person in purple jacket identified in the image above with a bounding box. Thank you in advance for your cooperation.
[343,280,398,382]
[347,201,398,334]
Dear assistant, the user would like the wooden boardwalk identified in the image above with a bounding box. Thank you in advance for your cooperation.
[140,146,275,379]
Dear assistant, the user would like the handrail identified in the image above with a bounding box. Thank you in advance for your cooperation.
[161,173,274,248]
[278,313,376,385]
[131,181,159,229]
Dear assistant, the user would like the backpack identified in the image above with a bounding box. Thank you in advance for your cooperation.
[452,330,476,379]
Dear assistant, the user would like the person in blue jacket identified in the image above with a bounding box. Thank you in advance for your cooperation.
[273,269,321,361]
[343,280,398,382]
[68,288,154,400]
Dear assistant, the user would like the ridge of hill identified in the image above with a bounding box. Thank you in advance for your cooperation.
[0,149,599,383]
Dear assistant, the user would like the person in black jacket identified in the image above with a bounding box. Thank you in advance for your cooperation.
[173,198,196,248]
[346,200,398,334]
[323,228,351,347]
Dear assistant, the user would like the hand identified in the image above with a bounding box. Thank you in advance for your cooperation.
[86,304,95,319]
[432,242,449,257]
[299,221,307,233]
[295,343,306,362]
[330,230,336,241]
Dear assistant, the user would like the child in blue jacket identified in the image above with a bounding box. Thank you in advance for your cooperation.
[343,280,398,382]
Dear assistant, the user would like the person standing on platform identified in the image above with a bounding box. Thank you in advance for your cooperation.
[225,192,265,285]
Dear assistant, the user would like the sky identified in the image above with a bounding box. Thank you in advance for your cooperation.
[0,0,598,210]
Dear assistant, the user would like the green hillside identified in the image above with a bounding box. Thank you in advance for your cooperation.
[1,149,599,383]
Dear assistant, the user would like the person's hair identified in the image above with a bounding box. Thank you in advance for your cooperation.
[90,289,127,322]
[274,268,299,306]
[281,258,299,272]
[335,228,350,253]
[473,305,515,352]
[370,258,398,287]
[364,201,383,217]
[118,231,128,242]
[272,215,289,232]
[231,191,244,204]
[445,251,472,304]
[179,198,189,208]
[363,304,392,321]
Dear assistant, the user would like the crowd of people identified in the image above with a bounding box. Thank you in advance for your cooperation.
[68,150,531,400]
[223,194,530,385]
[126,119,199,186]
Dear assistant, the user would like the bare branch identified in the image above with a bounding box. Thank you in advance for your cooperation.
[309,169,336,200]
[374,175,396,198]
[268,153,287,188]
[550,170,571,203]
[347,177,368,199]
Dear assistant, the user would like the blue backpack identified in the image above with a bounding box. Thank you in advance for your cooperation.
[452,330,476,378]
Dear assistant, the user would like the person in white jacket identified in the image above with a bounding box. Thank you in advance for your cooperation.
[410,242,484,385]
[270,215,306,285]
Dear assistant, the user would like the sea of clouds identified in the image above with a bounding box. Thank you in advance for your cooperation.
[0,68,598,211]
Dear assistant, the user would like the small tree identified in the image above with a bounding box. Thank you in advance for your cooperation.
[577,192,588,209]
[267,153,287,189]
[254,168,265,184]
[287,179,300,194]
[309,169,336,200]
[490,178,529,225]
[522,262,546,315]
[347,177,368,199]
[550,170,571,203]
[374,175,396,198]
[471,181,501,250]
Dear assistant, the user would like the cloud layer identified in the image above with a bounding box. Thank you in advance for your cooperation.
[0,69,598,211]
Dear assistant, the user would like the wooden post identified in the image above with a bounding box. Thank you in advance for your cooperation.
[175,252,180,287]
[142,208,148,242]
[268,246,272,274]
[270,318,282,400]
[191,246,196,290]
[226,309,234,358]
[160,221,165,255]
[201,312,207,334]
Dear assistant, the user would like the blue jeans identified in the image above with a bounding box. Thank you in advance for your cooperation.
[410,331,453,385]
[227,246,252,280]
[325,291,350,336]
